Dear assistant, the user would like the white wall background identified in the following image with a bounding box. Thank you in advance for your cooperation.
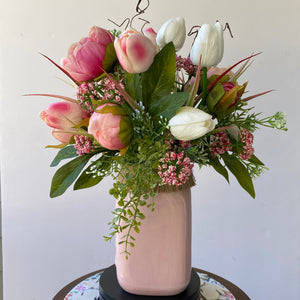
[1,0,299,299]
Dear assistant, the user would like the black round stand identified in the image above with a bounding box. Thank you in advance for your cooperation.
[99,265,200,300]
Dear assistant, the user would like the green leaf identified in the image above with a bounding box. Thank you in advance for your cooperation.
[96,104,127,116]
[149,92,189,120]
[125,73,142,102]
[50,155,92,198]
[102,42,117,72]
[248,154,264,166]
[50,146,78,167]
[73,159,112,190]
[208,155,229,183]
[222,154,255,198]
[206,83,225,112]
[142,42,176,110]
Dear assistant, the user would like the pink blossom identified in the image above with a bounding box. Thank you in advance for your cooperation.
[114,29,156,73]
[61,26,114,82]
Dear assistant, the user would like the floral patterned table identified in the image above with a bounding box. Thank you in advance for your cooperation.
[55,268,249,300]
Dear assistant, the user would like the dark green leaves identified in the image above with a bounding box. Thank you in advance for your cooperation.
[49,147,114,197]
[149,92,189,120]
[222,153,255,198]
[74,157,113,190]
[125,73,142,103]
[208,154,229,183]
[142,42,176,110]
[50,145,78,167]
[50,154,93,198]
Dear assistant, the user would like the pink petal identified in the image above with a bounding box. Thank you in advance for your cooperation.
[125,33,155,73]
[114,38,135,73]
[89,26,114,46]
[52,129,74,143]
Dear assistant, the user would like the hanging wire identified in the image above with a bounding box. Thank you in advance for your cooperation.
[108,0,150,31]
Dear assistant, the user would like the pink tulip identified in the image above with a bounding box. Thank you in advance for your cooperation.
[88,103,132,150]
[61,26,114,82]
[143,27,159,51]
[40,101,86,130]
[52,129,74,143]
[114,29,156,73]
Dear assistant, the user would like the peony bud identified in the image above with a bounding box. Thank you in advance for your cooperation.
[156,17,186,51]
[190,22,224,67]
[114,29,156,73]
[61,26,115,82]
[88,103,133,150]
[168,106,215,141]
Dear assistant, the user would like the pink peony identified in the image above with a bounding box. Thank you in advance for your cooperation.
[114,29,156,73]
[88,103,132,150]
[61,26,114,82]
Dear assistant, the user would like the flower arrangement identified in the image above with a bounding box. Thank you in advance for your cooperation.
[33,15,286,255]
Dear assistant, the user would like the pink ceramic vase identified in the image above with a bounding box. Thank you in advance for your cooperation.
[115,187,192,296]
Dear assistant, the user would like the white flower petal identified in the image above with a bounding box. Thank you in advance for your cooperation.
[168,107,215,141]
[190,22,224,67]
[156,17,186,51]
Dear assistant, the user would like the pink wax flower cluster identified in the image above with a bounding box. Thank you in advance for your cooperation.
[61,26,115,82]
[74,135,94,155]
[239,129,254,160]
[176,56,196,76]
[158,151,194,186]
[210,131,232,157]
[77,78,125,115]
[157,138,194,186]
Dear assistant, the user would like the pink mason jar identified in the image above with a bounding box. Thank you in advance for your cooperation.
[115,187,192,296]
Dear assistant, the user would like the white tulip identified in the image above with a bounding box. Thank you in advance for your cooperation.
[156,17,186,51]
[168,106,215,141]
[190,22,224,67]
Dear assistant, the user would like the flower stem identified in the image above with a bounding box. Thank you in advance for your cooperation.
[200,67,208,106]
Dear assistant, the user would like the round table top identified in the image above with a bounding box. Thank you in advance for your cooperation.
[53,267,250,300]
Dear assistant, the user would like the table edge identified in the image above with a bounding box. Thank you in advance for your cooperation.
[52,267,250,300]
